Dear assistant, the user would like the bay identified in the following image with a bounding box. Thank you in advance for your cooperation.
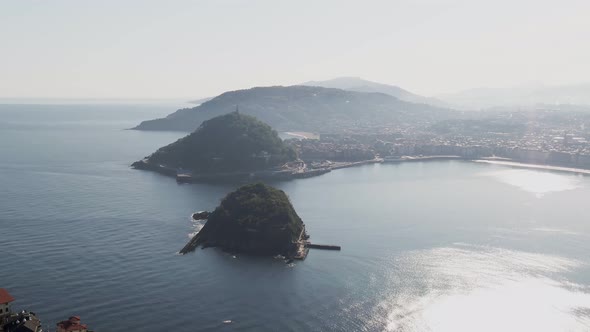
[1,104,589,331]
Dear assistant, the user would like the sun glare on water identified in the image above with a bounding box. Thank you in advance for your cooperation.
[381,245,590,331]
[483,169,583,197]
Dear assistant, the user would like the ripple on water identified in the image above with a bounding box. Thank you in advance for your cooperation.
[3,112,590,332]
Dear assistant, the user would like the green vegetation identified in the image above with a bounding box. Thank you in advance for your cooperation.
[144,112,297,173]
[182,183,306,255]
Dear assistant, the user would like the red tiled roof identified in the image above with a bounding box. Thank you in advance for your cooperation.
[0,288,15,304]
[57,323,88,331]
[57,321,88,331]
[57,316,88,331]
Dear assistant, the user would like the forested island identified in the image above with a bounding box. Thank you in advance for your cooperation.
[180,183,308,258]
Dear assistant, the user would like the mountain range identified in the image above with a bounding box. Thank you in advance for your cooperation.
[133,78,590,133]
[437,83,590,110]
[302,77,446,107]
[302,77,590,110]
[133,85,451,133]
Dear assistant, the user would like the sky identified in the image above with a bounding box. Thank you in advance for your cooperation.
[1,0,589,99]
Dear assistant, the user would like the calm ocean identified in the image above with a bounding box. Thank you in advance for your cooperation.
[1,104,589,331]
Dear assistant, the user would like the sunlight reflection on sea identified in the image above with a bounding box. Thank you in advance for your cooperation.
[483,169,583,197]
[381,245,590,331]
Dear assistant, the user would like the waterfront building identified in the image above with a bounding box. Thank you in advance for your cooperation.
[0,289,14,321]
[2,311,42,332]
[1,290,42,332]
[56,316,90,332]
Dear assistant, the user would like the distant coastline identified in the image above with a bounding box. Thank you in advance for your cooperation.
[134,153,590,183]
[284,131,319,140]
[474,159,590,175]
[382,155,590,176]
[386,155,590,175]
[133,157,383,183]
[383,155,464,163]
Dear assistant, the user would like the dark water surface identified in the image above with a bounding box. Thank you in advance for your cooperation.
[1,104,590,331]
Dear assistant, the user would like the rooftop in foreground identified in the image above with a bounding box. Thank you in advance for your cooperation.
[0,288,15,304]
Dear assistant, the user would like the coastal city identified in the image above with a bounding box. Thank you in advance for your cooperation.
[133,108,590,183]
[288,109,590,170]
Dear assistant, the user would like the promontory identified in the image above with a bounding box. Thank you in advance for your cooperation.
[132,85,451,133]
[132,111,301,181]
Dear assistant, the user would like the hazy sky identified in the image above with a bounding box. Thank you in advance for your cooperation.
[1,0,589,99]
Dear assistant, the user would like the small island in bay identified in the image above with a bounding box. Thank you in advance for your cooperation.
[180,183,310,259]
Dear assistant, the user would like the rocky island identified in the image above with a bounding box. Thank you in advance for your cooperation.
[180,183,309,259]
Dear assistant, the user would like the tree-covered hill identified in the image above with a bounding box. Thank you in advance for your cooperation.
[180,183,306,255]
[137,112,297,173]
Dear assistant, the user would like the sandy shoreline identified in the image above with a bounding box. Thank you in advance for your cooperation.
[474,159,590,175]
[284,131,319,139]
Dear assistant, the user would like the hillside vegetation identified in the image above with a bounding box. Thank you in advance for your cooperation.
[133,85,451,132]
[140,112,297,173]
[181,183,306,255]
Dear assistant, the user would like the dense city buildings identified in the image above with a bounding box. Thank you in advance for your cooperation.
[286,109,590,170]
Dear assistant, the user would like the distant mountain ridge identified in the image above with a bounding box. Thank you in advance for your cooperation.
[301,77,446,107]
[438,83,590,110]
[188,96,214,105]
[133,85,452,133]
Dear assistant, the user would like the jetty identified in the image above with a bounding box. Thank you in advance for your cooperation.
[306,243,341,250]
[179,233,202,254]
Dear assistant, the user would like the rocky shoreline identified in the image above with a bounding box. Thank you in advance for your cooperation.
[133,153,590,185]
[132,158,383,183]
[179,184,310,260]
[179,224,310,260]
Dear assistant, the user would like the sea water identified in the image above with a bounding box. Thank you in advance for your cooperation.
[1,104,589,331]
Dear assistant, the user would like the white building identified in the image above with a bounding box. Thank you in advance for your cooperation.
[0,288,15,320]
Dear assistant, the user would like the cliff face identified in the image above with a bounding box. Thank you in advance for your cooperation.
[180,183,306,256]
[135,112,297,173]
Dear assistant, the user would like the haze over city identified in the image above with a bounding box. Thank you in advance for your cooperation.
[1,0,589,99]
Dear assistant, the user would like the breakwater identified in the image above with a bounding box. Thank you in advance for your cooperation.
[306,243,341,250]
[179,232,203,254]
